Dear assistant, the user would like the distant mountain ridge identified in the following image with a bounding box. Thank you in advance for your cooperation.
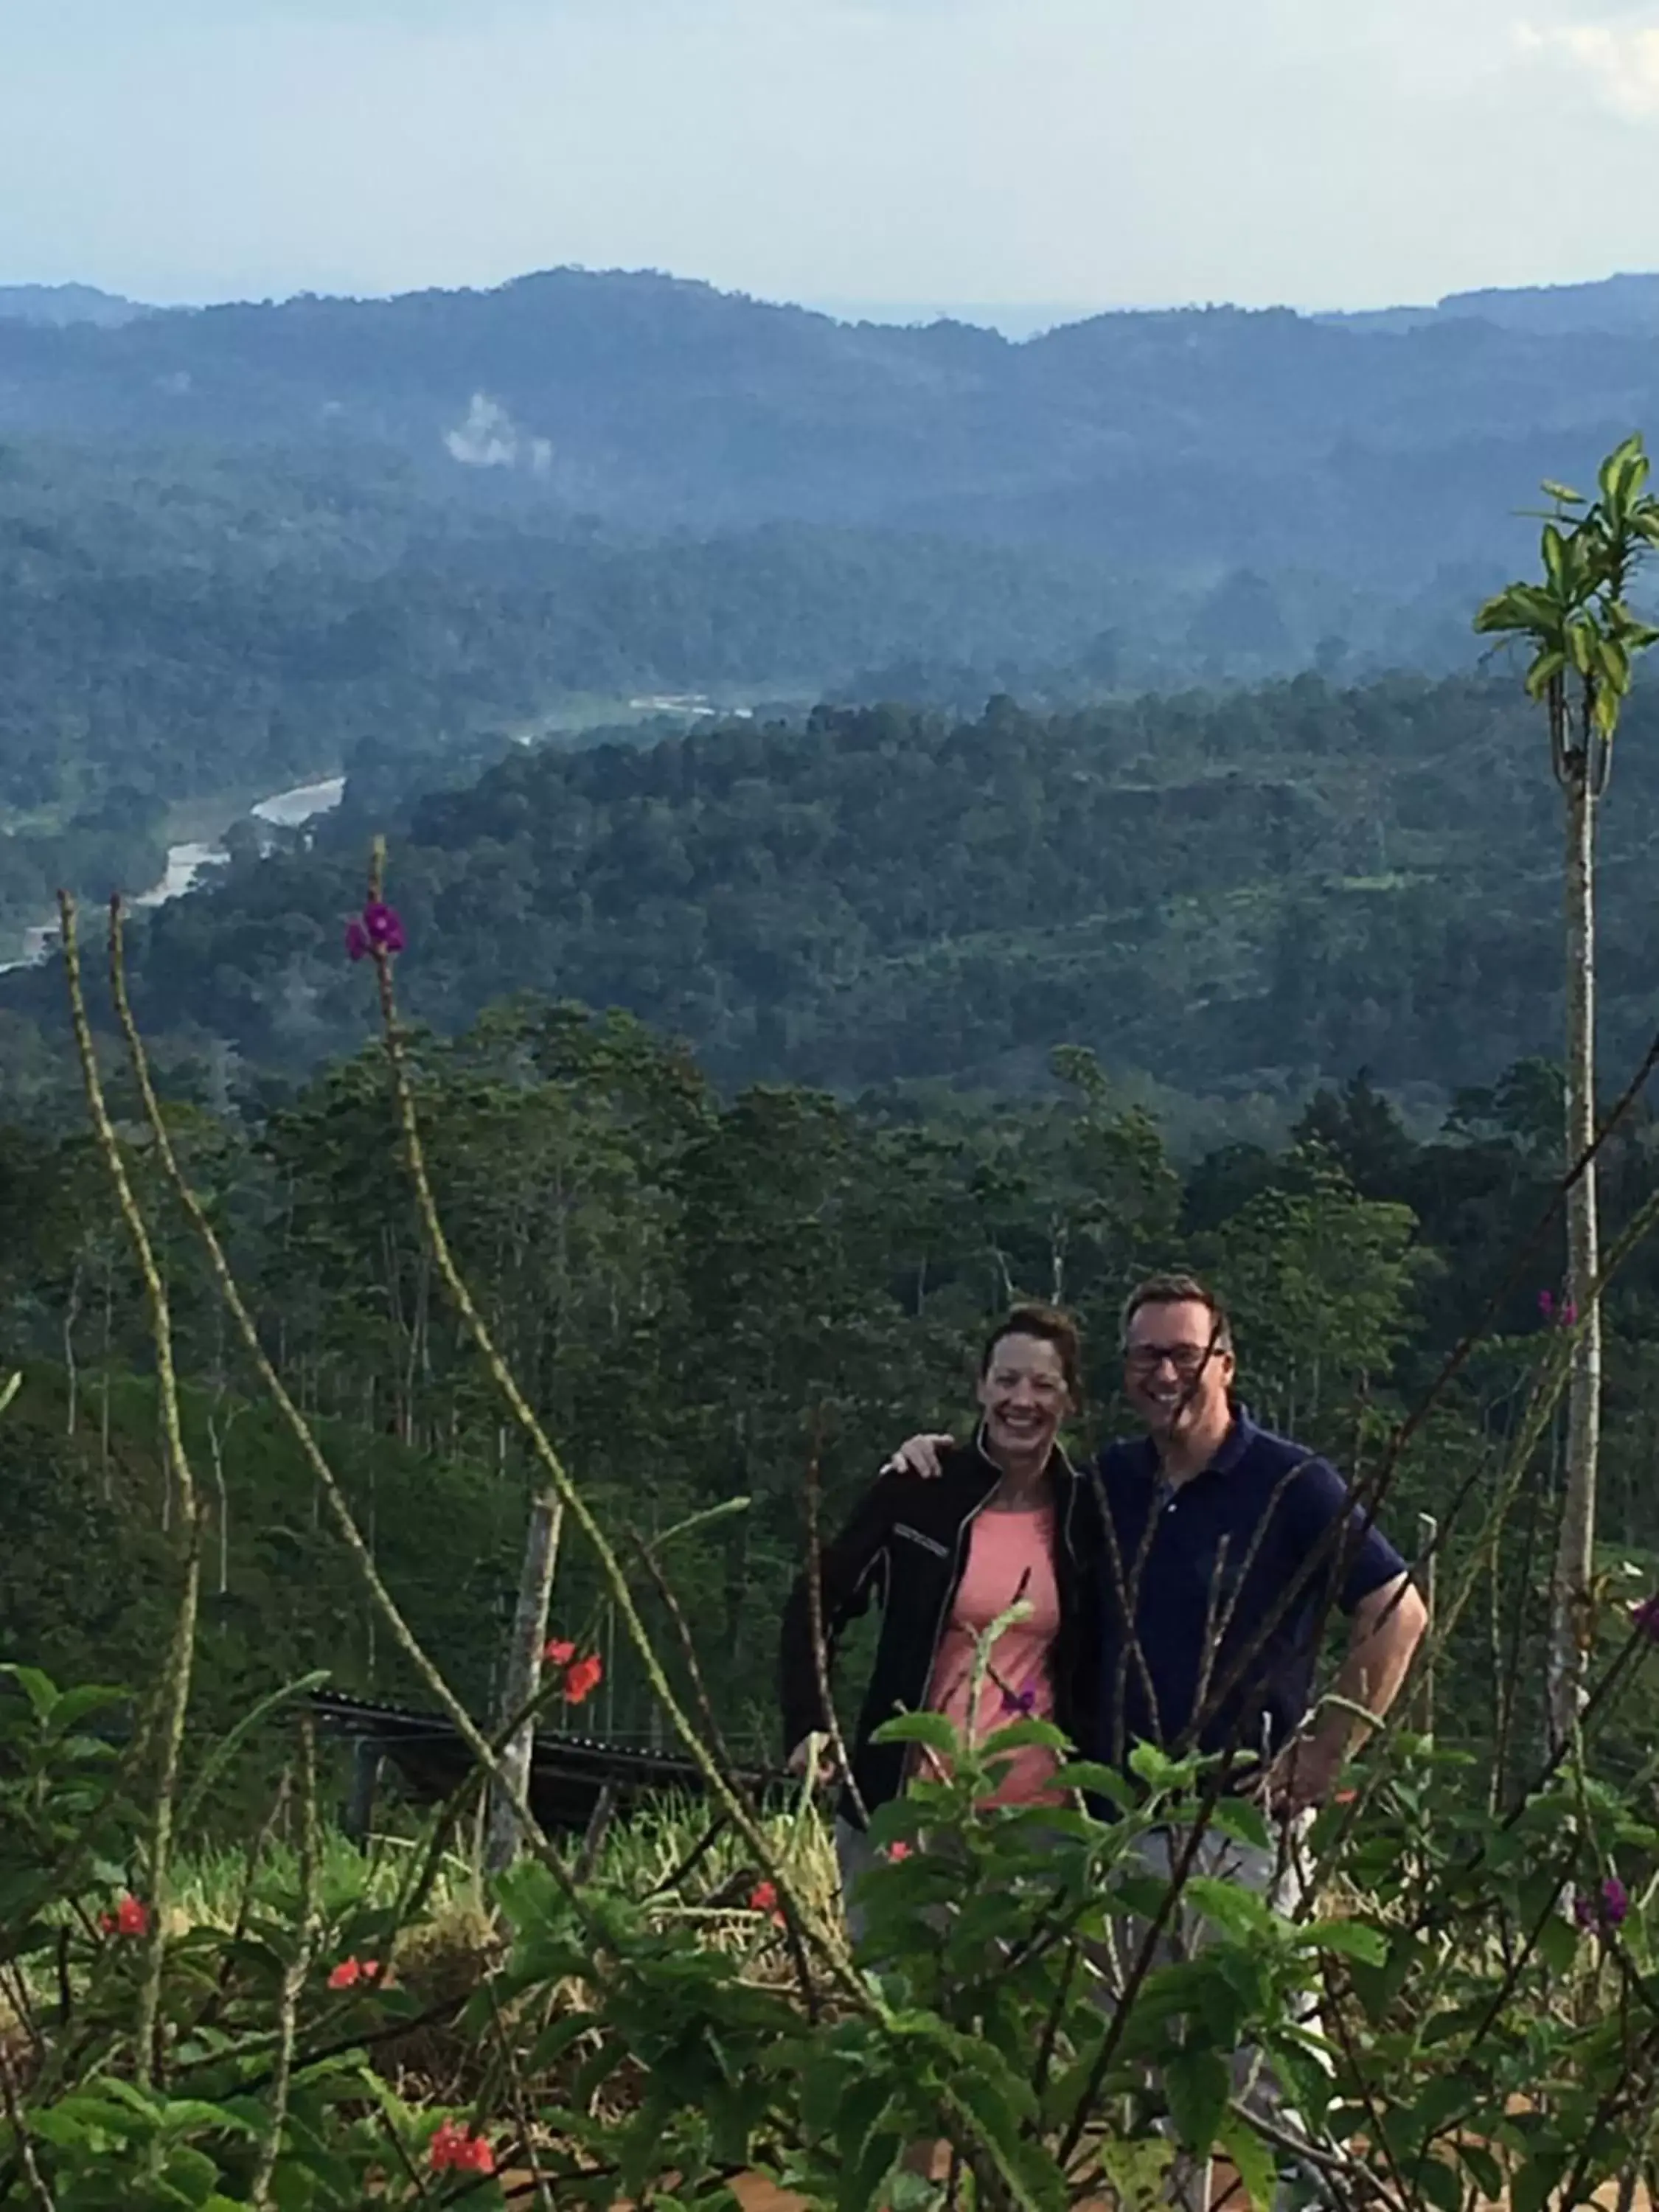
[0,282,149,328]
[1329,271,1659,337]
[1,264,1657,587]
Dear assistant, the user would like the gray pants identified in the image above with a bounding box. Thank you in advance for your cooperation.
[837,1809,1326,2206]
[1098,1815,1326,2211]
[835,1815,956,1949]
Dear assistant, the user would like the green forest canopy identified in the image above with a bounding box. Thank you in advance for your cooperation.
[14,672,1655,1113]
[4,999,1657,1791]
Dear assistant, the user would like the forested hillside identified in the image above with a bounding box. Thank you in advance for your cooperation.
[6,994,1658,1775]
[1,267,1655,588]
[16,674,1655,1110]
[18,262,1659,938]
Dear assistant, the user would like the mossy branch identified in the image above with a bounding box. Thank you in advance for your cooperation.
[96,895,568,1888]
[58,891,201,2087]
[361,846,847,1961]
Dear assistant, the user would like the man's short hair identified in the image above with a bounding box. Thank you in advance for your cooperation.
[1119,1273,1234,1356]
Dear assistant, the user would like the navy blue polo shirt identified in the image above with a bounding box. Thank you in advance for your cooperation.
[1091,1410,1408,1774]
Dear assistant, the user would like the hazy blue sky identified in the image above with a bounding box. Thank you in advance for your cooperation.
[5,0,1659,316]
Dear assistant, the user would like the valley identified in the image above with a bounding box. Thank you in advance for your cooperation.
[6,257,1659,2209]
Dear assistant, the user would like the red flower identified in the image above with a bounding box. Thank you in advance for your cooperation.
[543,1637,576,1666]
[563,1653,603,1706]
[99,1893,149,1938]
[327,1955,381,1990]
[748,1878,786,1927]
[430,2120,495,2174]
[885,1841,913,1863]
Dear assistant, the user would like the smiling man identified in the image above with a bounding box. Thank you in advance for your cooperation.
[1100,1273,1425,1805]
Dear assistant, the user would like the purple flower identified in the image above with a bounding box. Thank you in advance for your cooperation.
[1630,1593,1659,1644]
[344,919,370,963]
[363,902,406,954]
[1538,1290,1555,1319]
[1000,1685,1037,1716]
[1576,1875,1630,1932]
[1562,1301,1579,1329]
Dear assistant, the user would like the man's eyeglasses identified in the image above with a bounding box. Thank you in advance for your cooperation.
[1124,1343,1218,1377]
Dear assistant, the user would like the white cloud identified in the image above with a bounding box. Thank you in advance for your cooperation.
[1515,13,1659,115]
[445,393,523,467]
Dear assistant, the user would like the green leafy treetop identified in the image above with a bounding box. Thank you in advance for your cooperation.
[1475,433,1659,773]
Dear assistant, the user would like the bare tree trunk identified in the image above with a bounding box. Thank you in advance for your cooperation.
[63,1251,84,1436]
[207,1406,234,1597]
[1549,770,1601,1758]
[99,1250,114,1495]
[484,1485,566,1875]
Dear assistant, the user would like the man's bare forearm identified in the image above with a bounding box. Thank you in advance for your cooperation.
[1311,1573,1428,1762]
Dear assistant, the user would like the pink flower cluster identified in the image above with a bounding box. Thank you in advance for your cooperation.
[344,900,406,962]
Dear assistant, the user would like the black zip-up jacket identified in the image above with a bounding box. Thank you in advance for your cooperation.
[778,1434,1105,1832]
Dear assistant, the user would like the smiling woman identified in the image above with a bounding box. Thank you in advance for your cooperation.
[776,1302,1105,1937]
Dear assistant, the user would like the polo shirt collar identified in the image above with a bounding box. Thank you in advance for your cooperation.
[1127,1402,1258,1484]
[1209,1405,1259,1475]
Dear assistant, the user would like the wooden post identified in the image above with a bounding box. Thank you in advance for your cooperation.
[345,1738,380,1843]
[484,1485,565,1875]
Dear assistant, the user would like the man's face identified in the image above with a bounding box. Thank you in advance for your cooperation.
[1123,1298,1234,1447]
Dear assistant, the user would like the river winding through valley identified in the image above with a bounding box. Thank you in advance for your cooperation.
[0,774,345,975]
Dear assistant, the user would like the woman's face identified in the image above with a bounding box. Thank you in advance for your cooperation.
[975,1332,1071,1463]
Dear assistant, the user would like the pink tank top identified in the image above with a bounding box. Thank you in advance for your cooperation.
[919,1502,1063,1807]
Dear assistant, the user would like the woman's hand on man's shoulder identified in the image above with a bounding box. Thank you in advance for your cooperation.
[880,1433,955,1481]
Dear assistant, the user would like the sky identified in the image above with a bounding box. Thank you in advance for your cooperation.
[4,0,1659,319]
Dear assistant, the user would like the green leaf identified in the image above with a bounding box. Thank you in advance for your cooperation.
[1164,2043,1231,2155]
[47,1683,130,1731]
[870,1711,961,1756]
[1207,1795,1273,1853]
[1307,1917,1387,1966]
[1051,1759,1137,1809]
[1542,523,1568,594]
[1126,1740,1204,1795]
[0,1665,59,1720]
[1458,2142,1506,2200]
[838,2128,901,2212]
[1523,647,1568,698]
[1415,2151,1466,2212]
[1512,2151,1567,2212]
[1535,1912,1580,1976]
[1599,435,1647,508]
[1216,2114,1276,2212]
[1542,478,1585,506]
[1184,1876,1276,1941]
[833,2072,893,2177]
[981,1716,1069,1759]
